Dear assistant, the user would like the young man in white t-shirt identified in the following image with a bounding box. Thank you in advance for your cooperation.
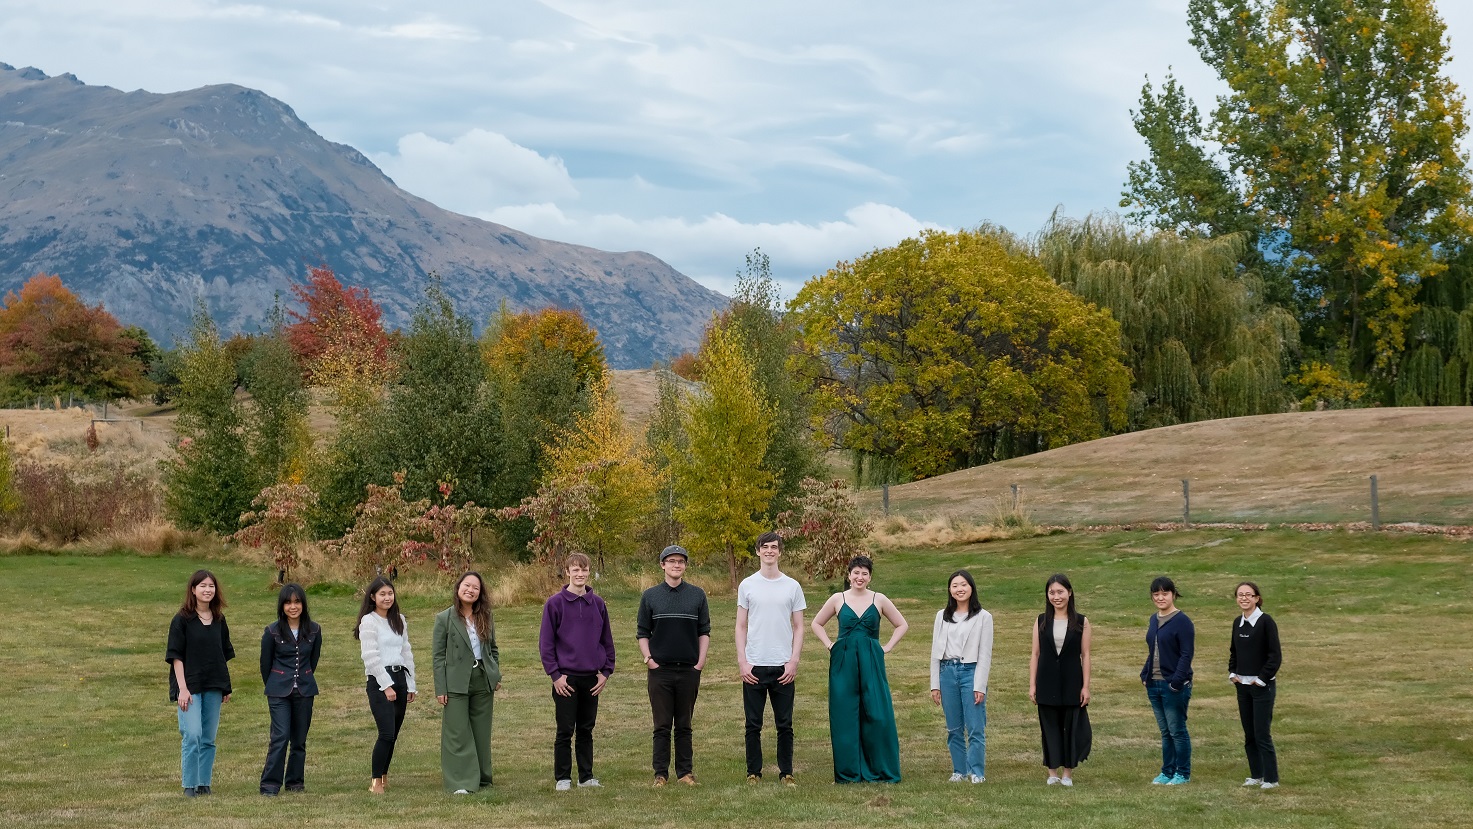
[735,531,807,785]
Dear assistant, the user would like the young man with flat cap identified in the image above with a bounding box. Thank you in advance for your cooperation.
[637,545,710,786]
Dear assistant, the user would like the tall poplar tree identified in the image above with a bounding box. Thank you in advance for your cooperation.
[1123,0,1473,390]
[672,325,776,590]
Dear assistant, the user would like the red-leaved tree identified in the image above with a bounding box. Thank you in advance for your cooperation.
[0,274,150,402]
[285,265,393,404]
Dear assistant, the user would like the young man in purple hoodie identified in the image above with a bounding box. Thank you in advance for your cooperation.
[539,552,616,791]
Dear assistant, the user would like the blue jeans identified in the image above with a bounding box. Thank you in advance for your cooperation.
[938,660,986,777]
[1145,679,1191,778]
[178,690,223,789]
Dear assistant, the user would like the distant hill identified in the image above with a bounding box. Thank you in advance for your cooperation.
[860,408,1473,527]
[0,63,725,367]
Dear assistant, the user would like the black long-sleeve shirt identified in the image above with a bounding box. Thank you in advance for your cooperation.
[1228,612,1282,681]
[636,580,710,665]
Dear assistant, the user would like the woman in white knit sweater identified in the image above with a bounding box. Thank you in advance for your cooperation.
[355,576,417,794]
[929,569,994,783]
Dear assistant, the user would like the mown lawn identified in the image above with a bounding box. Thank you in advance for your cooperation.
[2,528,1469,828]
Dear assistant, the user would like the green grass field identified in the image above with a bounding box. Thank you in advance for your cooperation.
[3,529,1469,828]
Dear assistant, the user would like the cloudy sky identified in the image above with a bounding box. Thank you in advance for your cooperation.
[3,1,1471,295]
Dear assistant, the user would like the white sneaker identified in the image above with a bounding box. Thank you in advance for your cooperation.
[948,773,965,783]
[970,774,985,784]
[1060,777,1074,787]
[1242,777,1263,787]
[1260,781,1279,790]
[453,789,470,795]
[555,779,572,792]
[578,779,601,788]
[1046,776,1061,785]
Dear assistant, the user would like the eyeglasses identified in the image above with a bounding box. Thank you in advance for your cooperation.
[1235,592,1258,599]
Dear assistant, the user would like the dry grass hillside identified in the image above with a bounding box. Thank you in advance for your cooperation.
[857,407,1473,527]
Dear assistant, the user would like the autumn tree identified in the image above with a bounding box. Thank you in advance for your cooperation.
[776,478,872,580]
[163,311,258,534]
[482,306,605,548]
[542,373,660,570]
[789,227,1131,481]
[286,265,393,410]
[1123,0,1473,389]
[671,324,776,590]
[704,250,824,513]
[1037,213,1299,427]
[0,274,150,403]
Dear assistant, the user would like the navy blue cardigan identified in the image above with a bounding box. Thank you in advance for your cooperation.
[1140,611,1194,689]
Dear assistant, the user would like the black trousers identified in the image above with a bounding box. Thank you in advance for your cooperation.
[743,665,795,777]
[260,692,314,792]
[648,665,701,779]
[366,669,409,777]
[1235,681,1278,783]
[553,673,601,783]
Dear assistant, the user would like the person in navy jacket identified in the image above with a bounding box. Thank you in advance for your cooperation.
[1139,576,1194,785]
[259,583,322,795]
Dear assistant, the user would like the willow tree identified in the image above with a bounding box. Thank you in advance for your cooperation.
[1123,0,1473,388]
[789,227,1131,481]
[1037,214,1299,428]
[1396,247,1473,405]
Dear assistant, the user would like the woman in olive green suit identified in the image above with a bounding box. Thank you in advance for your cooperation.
[433,572,502,793]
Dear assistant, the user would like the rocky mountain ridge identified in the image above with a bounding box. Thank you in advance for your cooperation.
[0,63,725,367]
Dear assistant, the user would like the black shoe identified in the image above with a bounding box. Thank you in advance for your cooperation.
[285,785,305,793]
[261,789,279,797]
[195,785,211,795]
[183,787,197,798]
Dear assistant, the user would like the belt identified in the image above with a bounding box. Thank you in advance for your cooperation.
[385,664,406,673]
[940,658,967,665]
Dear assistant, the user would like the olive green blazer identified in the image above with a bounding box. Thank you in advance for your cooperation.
[432,606,501,695]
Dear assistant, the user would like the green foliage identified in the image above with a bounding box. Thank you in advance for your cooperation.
[496,466,600,569]
[1396,248,1473,405]
[709,250,824,514]
[1124,0,1473,388]
[162,311,258,534]
[672,324,777,589]
[644,368,690,550]
[1037,213,1298,428]
[239,329,311,485]
[775,478,872,580]
[789,227,1131,481]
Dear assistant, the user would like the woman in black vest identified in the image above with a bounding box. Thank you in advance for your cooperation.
[1229,581,1282,789]
[1028,573,1092,785]
[259,583,323,795]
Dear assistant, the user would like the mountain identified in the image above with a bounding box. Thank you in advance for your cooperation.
[0,63,725,368]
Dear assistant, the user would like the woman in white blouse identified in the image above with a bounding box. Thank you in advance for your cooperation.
[355,576,416,794]
[929,569,994,783]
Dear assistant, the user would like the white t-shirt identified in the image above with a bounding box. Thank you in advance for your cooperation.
[738,571,807,667]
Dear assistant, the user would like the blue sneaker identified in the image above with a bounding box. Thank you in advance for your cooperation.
[1151,773,1171,785]
[1167,774,1190,785]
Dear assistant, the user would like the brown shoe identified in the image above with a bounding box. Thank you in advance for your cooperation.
[369,778,385,795]
[652,776,667,788]
[780,774,797,787]
[747,774,761,784]
[678,774,699,786]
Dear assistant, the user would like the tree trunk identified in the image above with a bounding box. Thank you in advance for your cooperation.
[726,541,738,591]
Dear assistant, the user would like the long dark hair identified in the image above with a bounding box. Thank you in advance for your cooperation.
[179,569,226,618]
[1237,580,1260,612]
[276,583,314,633]
[454,571,492,640]
[843,555,874,590]
[354,576,403,639]
[943,569,981,623]
[1040,573,1082,633]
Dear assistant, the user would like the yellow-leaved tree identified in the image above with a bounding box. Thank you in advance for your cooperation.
[672,324,776,589]
[542,373,660,571]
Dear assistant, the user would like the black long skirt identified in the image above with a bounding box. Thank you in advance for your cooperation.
[1037,704,1092,768]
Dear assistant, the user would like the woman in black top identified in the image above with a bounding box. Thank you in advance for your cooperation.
[165,569,235,797]
[1028,573,1092,786]
[1229,581,1282,789]
[259,583,323,796]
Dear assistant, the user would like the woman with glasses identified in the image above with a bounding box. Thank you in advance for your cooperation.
[1229,581,1282,790]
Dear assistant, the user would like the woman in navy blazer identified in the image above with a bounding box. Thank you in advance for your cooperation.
[258,583,322,796]
[1140,576,1194,785]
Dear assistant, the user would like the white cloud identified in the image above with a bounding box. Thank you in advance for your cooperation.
[370,129,579,215]
[479,201,947,294]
